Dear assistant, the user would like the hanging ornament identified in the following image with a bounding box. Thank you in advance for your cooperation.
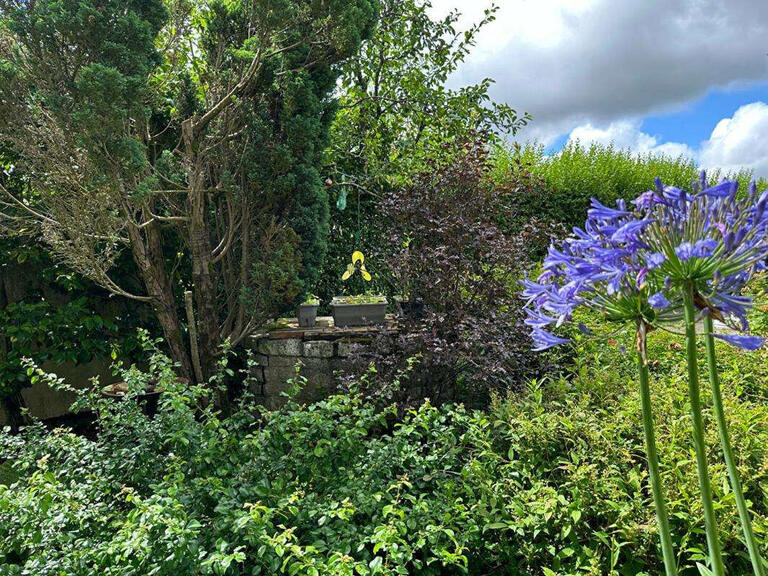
[341,250,371,281]
[336,187,348,211]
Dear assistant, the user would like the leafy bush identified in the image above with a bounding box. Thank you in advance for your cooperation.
[366,140,556,402]
[3,329,768,575]
[492,141,767,230]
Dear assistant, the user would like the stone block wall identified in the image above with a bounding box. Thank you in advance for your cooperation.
[246,316,396,408]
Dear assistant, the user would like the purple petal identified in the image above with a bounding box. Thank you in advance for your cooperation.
[648,291,672,310]
[699,181,737,199]
[587,198,630,221]
[524,309,558,329]
[611,219,653,243]
[632,190,664,209]
[531,328,571,351]
[691,238,717,258]
[646,252,666,269]
[713,334,764,351]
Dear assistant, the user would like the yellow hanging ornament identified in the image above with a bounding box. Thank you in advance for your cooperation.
[342,250,372,281]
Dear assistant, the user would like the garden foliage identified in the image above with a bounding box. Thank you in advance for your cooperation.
[0,0,377,383]
[492,142,767,231]
[355,140,557,404]
[317,0,525,302]
[2,331,768,575]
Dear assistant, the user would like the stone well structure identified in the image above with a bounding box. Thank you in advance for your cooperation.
[246,315,398,407]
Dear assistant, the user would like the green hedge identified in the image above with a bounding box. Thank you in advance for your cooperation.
[491,142,766,230]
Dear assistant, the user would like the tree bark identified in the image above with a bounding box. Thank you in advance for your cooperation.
[184,123,221,382]
[0,273,29,432]
[128,219,194,382]
[1,391,28,433]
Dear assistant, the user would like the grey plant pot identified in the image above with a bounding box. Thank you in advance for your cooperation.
[331,297,388,327]
[297,304,319,327]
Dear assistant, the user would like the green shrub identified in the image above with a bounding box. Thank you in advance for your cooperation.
[2,332,768,575]
[491,142,768,230]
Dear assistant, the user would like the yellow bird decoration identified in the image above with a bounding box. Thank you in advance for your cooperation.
[342,250,372,281]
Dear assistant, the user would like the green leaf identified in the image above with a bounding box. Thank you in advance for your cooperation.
[484,522,507,531]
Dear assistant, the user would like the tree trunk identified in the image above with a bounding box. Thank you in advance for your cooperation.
[0,274,29,432]
[128,220,195,383]
[184,126,221,382]
[188,196,220,382]
[1,391,28,433]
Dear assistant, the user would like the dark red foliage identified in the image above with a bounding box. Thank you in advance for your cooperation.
[355,140,561,405]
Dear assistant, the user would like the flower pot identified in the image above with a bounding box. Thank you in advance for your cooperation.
[331,297,388,327]
[297,303,319,327]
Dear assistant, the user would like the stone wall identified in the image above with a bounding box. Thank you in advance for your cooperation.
[0,358,119,425]
[246,316,396,408]
[1,314,397,424]
[0,257,125,425]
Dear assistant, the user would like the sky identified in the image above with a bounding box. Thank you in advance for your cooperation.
[429,0,768,177]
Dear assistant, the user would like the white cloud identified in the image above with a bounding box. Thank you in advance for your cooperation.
[561,102,768,178]
[431,0,768,143]
[567,120,695,158]
[699,102,768,178]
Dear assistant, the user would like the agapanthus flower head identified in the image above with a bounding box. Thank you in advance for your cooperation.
[524,173,768,351]
[523,195,681,350]
[640,173,768,347]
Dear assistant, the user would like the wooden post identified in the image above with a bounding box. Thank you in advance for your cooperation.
[184,290,204,384]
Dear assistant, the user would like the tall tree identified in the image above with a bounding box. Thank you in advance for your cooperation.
[329,0,526,191]
[317,0,527,300]
[0,0,377,382]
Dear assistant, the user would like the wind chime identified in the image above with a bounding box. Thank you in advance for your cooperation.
[336,176,372,283]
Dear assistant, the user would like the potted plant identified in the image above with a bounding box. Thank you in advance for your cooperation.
[297,294,320,327]
[331,294,388,327]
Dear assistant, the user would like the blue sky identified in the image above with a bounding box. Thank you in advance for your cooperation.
[431,0,768,176]
[641,82,768,151]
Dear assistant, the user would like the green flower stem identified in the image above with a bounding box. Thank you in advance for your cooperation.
[682,282,725,576]
[636,322,678,576]
[703,314,765,576]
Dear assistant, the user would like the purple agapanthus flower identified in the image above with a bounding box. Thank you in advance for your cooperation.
[524,172,768,351]
[649,292,672,310]
[640,172,768,349]
[713,334,764,351]
[523,193,680,350]
[646,252,666,269]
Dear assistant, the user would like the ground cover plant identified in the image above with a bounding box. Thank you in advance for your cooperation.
[2,329,768,575]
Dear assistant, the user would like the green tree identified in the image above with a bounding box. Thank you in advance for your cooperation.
[0,0,376,384]
[317,0,527,300]
[330,0,525,189]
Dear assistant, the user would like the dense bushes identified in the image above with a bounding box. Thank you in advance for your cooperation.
[358,141,556,403]
[3,327,768,575]
[492,142,767,231]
